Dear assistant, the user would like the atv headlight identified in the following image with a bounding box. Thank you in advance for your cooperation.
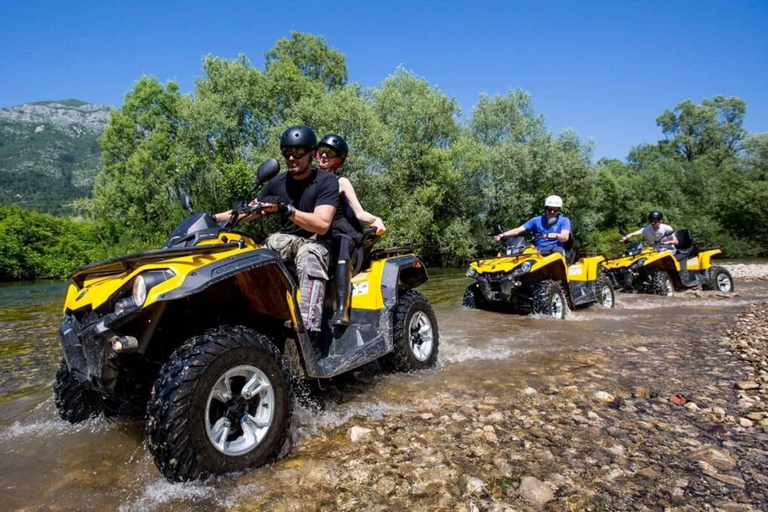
[629,258,646,270]
[467,267,479,278]
[513,260,534,276]
[131,270,174,307]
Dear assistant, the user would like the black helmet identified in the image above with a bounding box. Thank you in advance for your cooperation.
[318,134,349,162]
[280,125,317,149]
[648,211,663,222]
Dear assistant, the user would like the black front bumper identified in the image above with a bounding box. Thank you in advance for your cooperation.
[60,308,140,388]
[607,268,636,290]
[475,274,522,303]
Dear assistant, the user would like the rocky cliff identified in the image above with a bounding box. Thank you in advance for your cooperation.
[0,100,113,215]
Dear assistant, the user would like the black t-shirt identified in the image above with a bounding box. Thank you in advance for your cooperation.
[258,168,340,239]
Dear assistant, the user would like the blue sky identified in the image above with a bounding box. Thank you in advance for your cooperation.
[1,0,766,160]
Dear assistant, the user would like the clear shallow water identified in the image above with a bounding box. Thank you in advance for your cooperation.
[1,270,766,512]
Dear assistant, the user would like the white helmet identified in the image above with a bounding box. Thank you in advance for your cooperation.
[544,195,563,208]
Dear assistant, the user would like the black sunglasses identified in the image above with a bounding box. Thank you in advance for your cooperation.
[546,208,560,213]
[317,145,340,159]
[281,146,312,160]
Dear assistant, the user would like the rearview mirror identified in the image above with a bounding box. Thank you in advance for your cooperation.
[256,158,280,185]
[618,228,627,236]
[493,223,504,235]
[181,194,194,213]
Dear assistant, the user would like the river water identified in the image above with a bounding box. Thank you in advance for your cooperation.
[1,268,767,512]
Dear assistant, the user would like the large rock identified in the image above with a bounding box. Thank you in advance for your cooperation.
[735,380,760,390]
[518,476,555,506]
[348,426,373,443]
[688,447,738,471]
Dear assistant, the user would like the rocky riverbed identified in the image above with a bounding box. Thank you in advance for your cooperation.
[226,296,768,512]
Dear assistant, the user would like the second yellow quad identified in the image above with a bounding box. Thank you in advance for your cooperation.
[463,235,615,319]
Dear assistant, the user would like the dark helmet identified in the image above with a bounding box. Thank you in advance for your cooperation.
[318,133,349,162]
[648,211,663,222]
[280,125,317,149]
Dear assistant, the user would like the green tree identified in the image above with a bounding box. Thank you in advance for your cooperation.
[93,77,190,247]
[265,31,348,91]
[656,95,746,164]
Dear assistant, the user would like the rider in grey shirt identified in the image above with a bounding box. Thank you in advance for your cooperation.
[620,211,678,254]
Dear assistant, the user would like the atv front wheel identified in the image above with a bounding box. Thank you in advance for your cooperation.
[596,275,615,308]
[703,265,734,292]
[649,270,674,296]
[54,359,104,423]
[146,326,293,482]
[386,290,439,371]
[462,284,479,308]
[532,280,567,319]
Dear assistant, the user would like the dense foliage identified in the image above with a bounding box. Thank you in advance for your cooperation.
[2,32,767,280]
[0,205,99,281]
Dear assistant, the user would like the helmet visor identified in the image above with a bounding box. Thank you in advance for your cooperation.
[317,145,341,159]
[281,146,311,160]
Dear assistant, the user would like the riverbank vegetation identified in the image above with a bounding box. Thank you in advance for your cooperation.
[2,32,767,280]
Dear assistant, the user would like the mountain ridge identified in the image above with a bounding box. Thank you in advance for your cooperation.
[0,100,114,215]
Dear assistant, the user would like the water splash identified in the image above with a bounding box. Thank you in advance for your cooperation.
[0,416,108,441]
[117,479,219,512]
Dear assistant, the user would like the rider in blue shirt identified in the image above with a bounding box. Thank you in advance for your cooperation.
[493,195,571,253]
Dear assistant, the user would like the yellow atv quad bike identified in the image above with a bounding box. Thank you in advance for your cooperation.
[604,229,733,296]
[54,159,438,482]
[462,225,615,319]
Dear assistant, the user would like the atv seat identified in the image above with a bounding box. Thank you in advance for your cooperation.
[673,229,697,262]
[563,234,577,266]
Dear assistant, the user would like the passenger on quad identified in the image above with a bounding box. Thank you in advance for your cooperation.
[316,133,386,327]
[494,195,571,254]
[620,211,678,253]
[214,125,338,350]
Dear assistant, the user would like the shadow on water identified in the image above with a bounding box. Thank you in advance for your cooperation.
[0,271,767,511]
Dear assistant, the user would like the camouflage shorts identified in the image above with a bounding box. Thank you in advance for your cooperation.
[264,233,330,332]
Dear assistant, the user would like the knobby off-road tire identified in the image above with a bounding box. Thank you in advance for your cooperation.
[54,359,103,423]
[703,265,734,292]
[532,280,567,319]
[462,284,479,308]
[146,325,293,482]
[649,270,674,296]
[385,290,439,371]
[595,274,616,308]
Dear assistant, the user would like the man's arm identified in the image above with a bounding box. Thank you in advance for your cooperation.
[663,230,679,245]
[620,228,644,242]
[287,204,336,235]
[495,225,526,242]
[548,229,570,242]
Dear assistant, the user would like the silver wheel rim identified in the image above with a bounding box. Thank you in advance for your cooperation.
[716,273,732,292]
[600,285,614,307]
[665,279,674,296]
[409,311,434,362]
[550,293,564,318]
[205,365,275,456]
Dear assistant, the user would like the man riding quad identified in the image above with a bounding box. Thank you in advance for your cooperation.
[464,195,614,318]
[55,127,439,482]
[604,211,733,295]
[215,125,338,356]
[494,195,570,254]
[619,211,678,254]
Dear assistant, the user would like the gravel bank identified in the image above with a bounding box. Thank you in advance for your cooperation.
[724,264,768,282]
[230,301,768,511]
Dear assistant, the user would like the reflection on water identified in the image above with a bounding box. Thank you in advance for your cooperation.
[0,271,766,511]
